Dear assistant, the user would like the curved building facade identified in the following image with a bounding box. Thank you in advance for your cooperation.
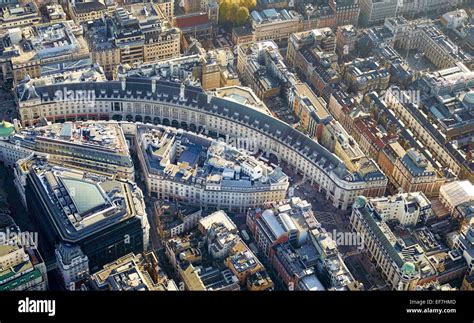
[134,124,289,212]
[16,78,387,210]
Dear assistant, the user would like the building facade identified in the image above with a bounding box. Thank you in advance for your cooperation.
[17,78,388,210]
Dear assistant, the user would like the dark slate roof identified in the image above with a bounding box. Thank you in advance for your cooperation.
[355,203,404,268]
[365,92,437,167]
[73,1,106,14]
[392,87,469,168]
[56,243,85,265]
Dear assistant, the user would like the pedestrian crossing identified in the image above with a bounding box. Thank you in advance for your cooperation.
[314,211,336,224]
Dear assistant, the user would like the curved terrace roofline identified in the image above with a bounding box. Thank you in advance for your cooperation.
[21,78,387,185]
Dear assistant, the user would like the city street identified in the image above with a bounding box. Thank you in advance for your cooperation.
[135,167,181,283]
[345,253,390,291]
[0,87,16,122]
[279,161,388,290]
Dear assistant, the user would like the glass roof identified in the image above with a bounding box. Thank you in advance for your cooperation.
[61,178,107,216]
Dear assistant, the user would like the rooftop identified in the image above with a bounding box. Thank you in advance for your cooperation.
[199,210,237,233]
[91,252,176,291]
[293,83,331,122]
[34,121,128,155]
[352,197,443,279]
[7,21,89,66]
[400,149,436,177]
[174,13,210,29]
[252,197,320,243]
[25,158,145,242]
[0,121,14,137]
[72,0,107,15]
[214,86,272,115]
[440,180,474,207]
[138,125,288,191]
[228,249,260,273]
[250,9,301,25]
[60,177,107,216]
[0,2,39,28]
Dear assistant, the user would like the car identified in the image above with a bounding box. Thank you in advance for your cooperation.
[241,230,250,241]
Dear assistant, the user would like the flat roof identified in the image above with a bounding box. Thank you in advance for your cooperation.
[25,159,142,242]
[199,211,237,233]
[294,82,330,120]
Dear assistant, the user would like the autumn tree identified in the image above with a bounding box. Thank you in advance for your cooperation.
[218,0,255,26]
[235,6,250,26]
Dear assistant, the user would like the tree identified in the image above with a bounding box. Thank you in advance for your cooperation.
[219,1,231,24]
[241,0,256,10]
[235,6,249,26]
[219,0,253,26]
